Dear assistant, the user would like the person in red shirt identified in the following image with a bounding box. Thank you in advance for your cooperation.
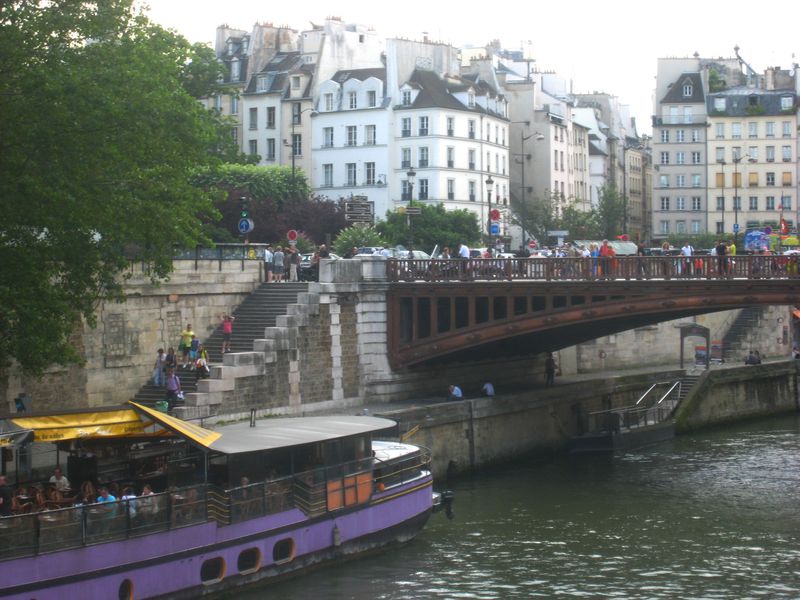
[599,240,615,278]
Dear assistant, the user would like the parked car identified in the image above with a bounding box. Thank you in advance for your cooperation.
[298,252,340,281]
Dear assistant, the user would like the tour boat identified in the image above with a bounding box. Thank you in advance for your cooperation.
[0,402,439,599]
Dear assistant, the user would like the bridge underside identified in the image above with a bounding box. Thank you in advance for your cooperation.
[387,280,800,369]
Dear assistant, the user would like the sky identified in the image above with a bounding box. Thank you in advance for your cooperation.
[139,0,799,136]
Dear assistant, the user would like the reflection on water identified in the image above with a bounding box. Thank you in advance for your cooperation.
[239,414,800,599]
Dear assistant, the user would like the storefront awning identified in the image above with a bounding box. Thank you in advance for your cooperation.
[9,408,170,443]
[128,402,221,449]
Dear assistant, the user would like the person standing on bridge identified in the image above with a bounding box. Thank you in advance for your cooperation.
[681,241,694,277]
[716,240,728,276]
[264,245,274,283]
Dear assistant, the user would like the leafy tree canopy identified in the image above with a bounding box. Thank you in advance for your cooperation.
[333,225,386,256]
[377,204,481,253]
[0,1,228,374]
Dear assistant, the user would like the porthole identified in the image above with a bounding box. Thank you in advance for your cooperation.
[237,547,261,574]
[272,538,295,564]
[200,557,226,585]
[118,579,134,600]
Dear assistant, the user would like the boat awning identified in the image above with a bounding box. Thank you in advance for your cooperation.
[0,420,33,447]
[128,402,221,449]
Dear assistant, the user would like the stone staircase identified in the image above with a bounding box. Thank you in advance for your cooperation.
[131,282,308,408]
[721,307,764,362]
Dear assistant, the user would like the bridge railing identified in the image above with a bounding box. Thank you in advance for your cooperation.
[386,254,800,282]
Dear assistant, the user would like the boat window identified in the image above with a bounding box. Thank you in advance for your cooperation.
[237,548,261,574]
[200,557,226,585]
[118,579,134,600]
[273,538,295,564]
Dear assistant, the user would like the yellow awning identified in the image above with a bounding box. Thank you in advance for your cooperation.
[11,409,157,443]
[128,402,221,449]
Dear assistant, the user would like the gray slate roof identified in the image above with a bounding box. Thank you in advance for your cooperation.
[660,72,705,104]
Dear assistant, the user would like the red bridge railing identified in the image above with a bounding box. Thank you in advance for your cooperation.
[386,255,800,283]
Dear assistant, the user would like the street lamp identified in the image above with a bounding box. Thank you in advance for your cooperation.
[718,159,726,238]
[511,120,544,250]
[285,105,316,199]
[732,153,747,247]
[406,167,416,250]
[485,174,494,238]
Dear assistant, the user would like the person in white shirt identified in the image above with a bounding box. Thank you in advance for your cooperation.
[458,244,470,259]
[448,384,463,400]
[49,467,70,492]
[481,382,495,397]
[263,245,274,282]
[680,241,694,276]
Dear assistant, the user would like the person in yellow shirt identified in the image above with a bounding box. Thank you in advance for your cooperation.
[179,324,194,368]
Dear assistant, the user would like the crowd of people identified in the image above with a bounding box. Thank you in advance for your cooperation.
[264,244,302,283]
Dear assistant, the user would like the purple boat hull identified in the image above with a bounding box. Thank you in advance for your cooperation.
[0,477,433,599]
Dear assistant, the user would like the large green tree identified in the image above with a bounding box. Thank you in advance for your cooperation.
[595,186,627,240]
[377,204,481,252]
[0,1,226,374]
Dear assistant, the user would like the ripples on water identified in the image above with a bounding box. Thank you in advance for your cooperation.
[239,415,800,599]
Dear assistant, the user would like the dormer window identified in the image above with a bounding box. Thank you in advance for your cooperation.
[230,59,240,82]
[402,90,411,106]
[714,97,726,111]
[291,76,301,90]
[349,91,357,109]
[256,75,268,93]
[781,96,793,110]
[468,92,475,107]
[682,84,693,97]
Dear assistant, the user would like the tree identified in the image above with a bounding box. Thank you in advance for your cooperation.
[557,206,601,240]
[333,225,386,256]
[377,205,481,252]
[595,186,627,240]
[0,1,227,374]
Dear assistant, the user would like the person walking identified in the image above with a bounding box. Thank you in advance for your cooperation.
[153,348,165,387]
[165,367,181,411]
[221,314,234,353]
[179,324,194,368]
[272,246,285,283]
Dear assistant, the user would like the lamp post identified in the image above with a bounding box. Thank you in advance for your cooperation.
[732,153,745,247]
[286,106,315,199]
[406,167,416,250]
[719,159,726,238]
[512,121,544,251]
[485,174,494,239]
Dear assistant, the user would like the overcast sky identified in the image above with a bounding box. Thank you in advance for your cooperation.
[140,0,799,135]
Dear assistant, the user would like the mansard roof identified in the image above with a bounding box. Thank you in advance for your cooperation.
[707,88,797,117]
[329,67,387,85]
[244,52,303,94]
[660,72,705,104]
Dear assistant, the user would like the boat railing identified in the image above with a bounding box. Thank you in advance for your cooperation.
[373,447,432,491]
[221,476,295,525]
[0,483,209,562]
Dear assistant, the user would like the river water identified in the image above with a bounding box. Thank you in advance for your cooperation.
[242,414,800,599]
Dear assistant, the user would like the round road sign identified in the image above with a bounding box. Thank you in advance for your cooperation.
[287,229,298,241]
[238,218,254,234]
[490,209,501,221]
[528,240,537,249]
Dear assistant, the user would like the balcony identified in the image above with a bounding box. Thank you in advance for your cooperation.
[418,160,428,168]
[418,128,428,136]
[468,163,475,170]
[447,129,454,136]
[468,131,475,139]
[447,160,454,168]
[401,130,411,138]
[401,160,411,169]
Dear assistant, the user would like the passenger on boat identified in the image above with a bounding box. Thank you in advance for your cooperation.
[138,483,156,518]
[78,481,96,505]
[48,467,70,492]
[0,475,12,517]
[95,486,117,513]
[120,487,137,518]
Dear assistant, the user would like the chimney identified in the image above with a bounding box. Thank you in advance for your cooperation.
[765,67,775,91]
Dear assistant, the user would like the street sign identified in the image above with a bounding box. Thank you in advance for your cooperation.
[528,240,537,249]
[287,229,298,241]
[405,207,422,215]
[237,218,254,234]
[490,209,501,221]
[547,230,569,237]
[345,199,375,224]
[489,223,500,235]
[733,223,740,233]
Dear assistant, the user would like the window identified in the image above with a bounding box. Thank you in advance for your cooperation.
[346,163,356,186]
[749,122,758,138]
[401,180,410,201]
[266,138,275,161]
[732,146,742,161]
[782,121,792,137]
[469,180,476,201]
[691,151,701,164]
[468,120,476,139]
[716,172,725,187]
[401,90,411,106]
[731,122,741,139]
[676,130,685,142]
[676,151,685,165]
[266,107,275,128]
[214,95,222,111]
[715,123,725,138]
[660,130,669,143]
[447,117,454,136]
[749,172,759,187]
[733,196,741,211]
[691,220,701,233]
[292,134,302,156]
[692,174,701,187]
[676,220,686,234]
[748,146,758,161]
[715,221,724,234]
[783,172,793,186]
[323,164,333,187]
[419,178,428,200]
[733,171,741,188]
[714,98,726,112]
[676,175,685,187]
[669,106,678,124]
[781,196,792,210]
[365,162,375,185]
[230,59,240,82]
[447,179,455,200]
[418,147,429,168]
[230,96,239,115]
[766,196,775,210]
[291,76,301,90]
[401,118,411,137]
[692,197,702,211]
[766,172,775,186]
[248,139,257,156]
[766,146,775,162]
[256,76,268,92]
[660,151,669,165]
[248,107,258,130]
[782,146,792,161]
[238,548,261,574]
[324,93,334,112]
[401,148,411,169]
[691,129,700,142]
[365,125,376,145]
[716,197,725,210]
[683,84,693,97]
[468,92,475,107]
[749,196,758,210]
[766,122,775,138]
[200,557,226,585]
[660,197,670,211]
[468,149,476,170]
[367,90,376,107]
[781,96,793,110]
[292,102,301,125]
[419,116,428,136]
[660,220,670,234]
[447,147,454,168]
[659,174,669,187]
[676,197,685,211]
[346,126,357,146]
[714,147,724,163]
[348,92,357,109]
[323,127,334,147]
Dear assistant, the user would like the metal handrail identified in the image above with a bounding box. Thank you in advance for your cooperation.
[656,381,682,405]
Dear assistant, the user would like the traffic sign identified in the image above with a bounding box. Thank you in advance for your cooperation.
[733,223,740,233]
[489,223,500,235]
[238,218,254,234]
[405,207,422,215]
[490,209,501,221]
[287,229,298,241]
[528,240,537,249]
